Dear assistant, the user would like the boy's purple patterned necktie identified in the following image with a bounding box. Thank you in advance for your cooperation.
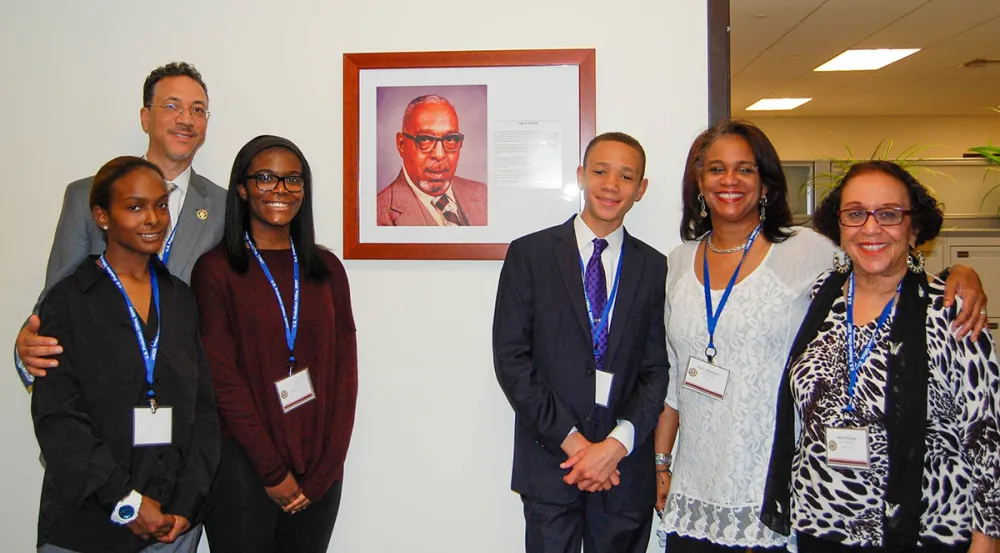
[585,238,609,369]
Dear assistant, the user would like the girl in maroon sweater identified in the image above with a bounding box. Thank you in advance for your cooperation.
[192,135,357,553]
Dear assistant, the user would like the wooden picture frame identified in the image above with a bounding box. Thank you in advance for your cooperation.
[343,48,596,260]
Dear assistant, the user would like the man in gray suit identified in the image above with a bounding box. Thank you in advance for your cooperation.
[14,61,226,391]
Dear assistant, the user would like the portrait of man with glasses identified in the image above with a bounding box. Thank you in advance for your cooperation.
[376,92,488,226]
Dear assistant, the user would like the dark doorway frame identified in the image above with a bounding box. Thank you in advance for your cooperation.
[708,0,730,126]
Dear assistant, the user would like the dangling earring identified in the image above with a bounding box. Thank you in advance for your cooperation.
[697,193,707,218]
[906,249,925,274]
[759,195,768,224]
[833,251,852,274]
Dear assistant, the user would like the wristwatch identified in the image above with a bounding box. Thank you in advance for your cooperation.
[110,490,143,525]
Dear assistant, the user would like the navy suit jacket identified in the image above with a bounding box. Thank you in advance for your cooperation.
[492,216,669,512]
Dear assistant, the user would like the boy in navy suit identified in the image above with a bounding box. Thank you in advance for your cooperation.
[493,132,669,553]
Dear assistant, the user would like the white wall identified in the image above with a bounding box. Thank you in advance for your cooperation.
[750,115,998,161]
[0,2,707,552]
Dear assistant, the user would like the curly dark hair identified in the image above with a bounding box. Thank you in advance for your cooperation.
[812,160,943,247]
[679,119,793,243]
[142,62,207,107]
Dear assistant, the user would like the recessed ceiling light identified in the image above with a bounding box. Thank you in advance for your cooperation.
[814,48,920,71]
[745,98,812,111]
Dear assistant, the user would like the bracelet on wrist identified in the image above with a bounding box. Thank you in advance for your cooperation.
[654,453,672,466]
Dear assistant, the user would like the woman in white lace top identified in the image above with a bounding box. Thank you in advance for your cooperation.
[653,120,988,552]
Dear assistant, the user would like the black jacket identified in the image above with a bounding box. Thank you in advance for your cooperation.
[32,256,220,553]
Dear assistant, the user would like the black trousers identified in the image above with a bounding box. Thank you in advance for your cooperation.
[204,439,342,553]
[795,532,970,553]
[522,492,653,553]
[665,532,785,552]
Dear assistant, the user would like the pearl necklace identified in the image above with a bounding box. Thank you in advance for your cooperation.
[706,233,747,254]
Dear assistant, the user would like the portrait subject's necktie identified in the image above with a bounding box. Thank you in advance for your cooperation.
[433,194,465,226]
[585,238,609,368]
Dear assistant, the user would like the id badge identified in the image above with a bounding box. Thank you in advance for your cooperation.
[134,406,173,446]
[682,357,730,400]
[825,426,870,470]
[275,367,316,414]
[595,370,614,407]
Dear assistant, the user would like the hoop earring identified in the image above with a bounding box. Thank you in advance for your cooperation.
[906,249,925,274]
[833,251,852,274]
[698,193,707,218]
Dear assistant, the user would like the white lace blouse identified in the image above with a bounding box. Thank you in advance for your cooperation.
[658,227,837,547]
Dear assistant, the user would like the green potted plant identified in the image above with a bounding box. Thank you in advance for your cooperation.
[967,106,1000,214]
[809,139,948,203]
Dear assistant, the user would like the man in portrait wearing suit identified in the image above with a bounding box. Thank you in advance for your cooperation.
[14,62,226,394]
[493,132,668,553]
[376,94,488,226]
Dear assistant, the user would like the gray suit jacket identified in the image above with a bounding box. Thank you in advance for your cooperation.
[16,169,226,388]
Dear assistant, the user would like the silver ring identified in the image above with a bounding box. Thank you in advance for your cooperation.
[981,309,988,316]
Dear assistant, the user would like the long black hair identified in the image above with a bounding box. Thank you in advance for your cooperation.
[679,119,794,243]
[223,135,330,280]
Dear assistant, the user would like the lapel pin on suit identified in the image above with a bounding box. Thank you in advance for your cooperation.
[197,209,208,220]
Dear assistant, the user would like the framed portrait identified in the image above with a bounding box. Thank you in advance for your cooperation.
[343,49,596,260]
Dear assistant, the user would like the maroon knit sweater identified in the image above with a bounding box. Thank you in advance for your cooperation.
[191,244,357,501]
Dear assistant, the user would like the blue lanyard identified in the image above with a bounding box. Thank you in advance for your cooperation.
[702,224,761,362]
[844,273,900,412]
[245,233,300,369]
[100,254,160,407]
[160,225,179,265]
[578,245,624,359]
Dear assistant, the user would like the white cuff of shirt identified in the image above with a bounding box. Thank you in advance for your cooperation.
[566,426,579,439]
[608,419,635,455]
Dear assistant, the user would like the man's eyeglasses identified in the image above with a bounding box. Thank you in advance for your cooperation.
[246,173,305,193]
[148,102,211,121]
[402,132,464,153]
[837,207,911,227]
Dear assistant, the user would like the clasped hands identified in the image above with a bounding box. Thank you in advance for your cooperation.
[265,472,311,514]
[127,497,189,544]
[559,432,627,493]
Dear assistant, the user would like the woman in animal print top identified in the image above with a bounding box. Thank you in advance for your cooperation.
[761,160,1000,553]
